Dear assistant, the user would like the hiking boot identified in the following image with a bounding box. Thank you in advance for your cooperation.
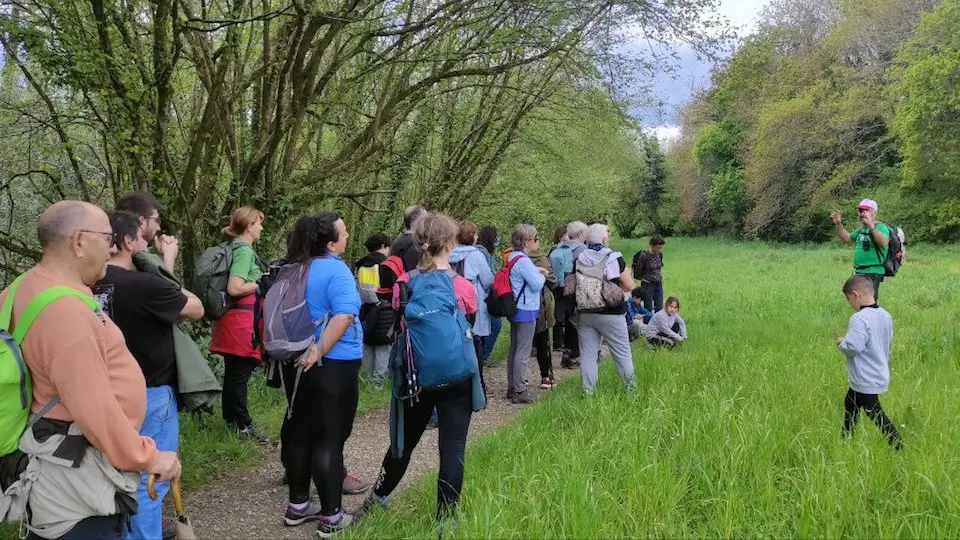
[284,501,323,526]
[560,351,580,369]
[316,512,354,538]
[539,377,552,389]
[238,425,273,445]
[342,474,372,495]
[510,391,538,404]
[355,493,388,521]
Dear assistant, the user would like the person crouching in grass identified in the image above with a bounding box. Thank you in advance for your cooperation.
[626,287,652,341]
[645,296,686,348]
[837,275,903,449]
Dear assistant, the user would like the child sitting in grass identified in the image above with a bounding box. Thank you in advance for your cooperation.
[644,296,686,348]
[626,287,652,341]
[836,275,903,449]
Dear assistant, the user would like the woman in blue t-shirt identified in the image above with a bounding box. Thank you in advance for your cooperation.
[279,212,362,537]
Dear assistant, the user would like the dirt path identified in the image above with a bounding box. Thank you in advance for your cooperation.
[185,352,578,539]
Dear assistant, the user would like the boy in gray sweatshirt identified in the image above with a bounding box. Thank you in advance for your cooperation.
[837,275,902,449]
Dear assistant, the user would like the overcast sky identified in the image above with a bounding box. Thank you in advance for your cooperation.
[632,0,771,143]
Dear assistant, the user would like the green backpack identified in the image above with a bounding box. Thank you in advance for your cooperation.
[0,276,99,455]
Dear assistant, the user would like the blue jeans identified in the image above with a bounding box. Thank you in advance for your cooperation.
[126,386,179,540]
[484,317,503,362]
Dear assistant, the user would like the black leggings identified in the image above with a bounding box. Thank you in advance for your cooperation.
[552,293,579,359]
[374,380,473,519]
[843,388,902,449]
[534,329,553,379]
[222,355,257,428]
[281,359,361,515]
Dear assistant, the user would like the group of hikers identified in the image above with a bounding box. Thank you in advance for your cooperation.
[0,195,686,539]
[0,193,906,540]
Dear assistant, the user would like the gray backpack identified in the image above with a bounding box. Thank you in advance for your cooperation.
[575,251,625,311]
[261,260,329,419]
[261,261,327,361]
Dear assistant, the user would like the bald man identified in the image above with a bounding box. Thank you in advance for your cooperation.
[0,201,180,540]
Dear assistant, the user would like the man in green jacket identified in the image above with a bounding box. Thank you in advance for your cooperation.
[830,198,890,300]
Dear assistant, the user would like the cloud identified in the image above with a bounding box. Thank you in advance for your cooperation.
[718,0,771,35]
[645,125,683,149]
[620,42,714,126]
[617,0,772,127]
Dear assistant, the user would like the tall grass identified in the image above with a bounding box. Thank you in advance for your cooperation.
[347,237,960,538]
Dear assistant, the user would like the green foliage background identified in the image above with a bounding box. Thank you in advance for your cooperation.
[668,0,957,243]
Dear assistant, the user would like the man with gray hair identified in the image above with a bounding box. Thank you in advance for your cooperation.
[549,221,588,369]
[0,201,180,539]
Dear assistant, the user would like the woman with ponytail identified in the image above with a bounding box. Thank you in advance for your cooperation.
[209,206,269,443]
[358,213,480,527]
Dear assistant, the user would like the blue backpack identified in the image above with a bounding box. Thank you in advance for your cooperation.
[394,270,476,396]
[548,244,573,287]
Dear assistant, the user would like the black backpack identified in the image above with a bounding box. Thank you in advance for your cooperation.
[875,224,906,277]
[632,250,662,280]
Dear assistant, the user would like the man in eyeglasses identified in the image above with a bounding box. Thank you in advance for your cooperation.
[829,198,890,300]
[116,191,179,274]
[0,201,181,539]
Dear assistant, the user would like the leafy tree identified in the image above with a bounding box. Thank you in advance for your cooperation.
[0,0,730,282]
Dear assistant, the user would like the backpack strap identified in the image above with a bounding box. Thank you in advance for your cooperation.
[505,253,528,304]
[27,395,61,429]
[13,287,100,344]
[285,312,330,420]
[504,252,526,271]
[871,223,891,265]
[13,286,100,345]
[0,274,27,331]
[600,251,613,279]
[382,256,404,279]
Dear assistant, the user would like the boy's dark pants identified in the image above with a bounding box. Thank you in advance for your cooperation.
[843,388,902,449]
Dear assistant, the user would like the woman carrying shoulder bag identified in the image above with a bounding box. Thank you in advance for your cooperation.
[574,223,636,396]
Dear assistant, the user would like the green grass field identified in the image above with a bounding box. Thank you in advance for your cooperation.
[346,237,960,538]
